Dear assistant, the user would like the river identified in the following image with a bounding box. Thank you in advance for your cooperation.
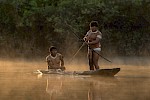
[0,57,150,100]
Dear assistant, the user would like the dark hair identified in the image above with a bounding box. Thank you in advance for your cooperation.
[90,21,98,27]
[49,46,57,52]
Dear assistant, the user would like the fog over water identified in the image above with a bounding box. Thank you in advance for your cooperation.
[0,57,150,100]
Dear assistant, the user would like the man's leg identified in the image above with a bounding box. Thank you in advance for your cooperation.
[93,51,100,70]
[89,58,94,70]
[88,50,94,70]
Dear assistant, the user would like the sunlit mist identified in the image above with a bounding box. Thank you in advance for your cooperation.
[0,57,150,100]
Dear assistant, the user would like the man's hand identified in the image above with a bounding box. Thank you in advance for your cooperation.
[60,66,66,71]
[83,37,87,41]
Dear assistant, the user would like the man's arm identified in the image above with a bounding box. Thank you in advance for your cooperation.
[88,32,102,45]
[88,37,100,45]
[60,55,64,67]
[60,55,66,70]
[47,60,52,67]
[83,31,91,42]
[46,57,53,68]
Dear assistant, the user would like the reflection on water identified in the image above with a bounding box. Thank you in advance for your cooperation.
[0,59,150,100]
[45,75,118,100]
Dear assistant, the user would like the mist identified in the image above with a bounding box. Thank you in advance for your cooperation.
[0,56,150,100]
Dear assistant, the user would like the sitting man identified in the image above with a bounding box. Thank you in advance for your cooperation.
[46,46,66,71]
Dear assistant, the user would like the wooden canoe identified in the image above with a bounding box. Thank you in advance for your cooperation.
[37,68,120,76]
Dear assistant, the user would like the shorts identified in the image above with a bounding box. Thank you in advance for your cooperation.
[93,48,101,52]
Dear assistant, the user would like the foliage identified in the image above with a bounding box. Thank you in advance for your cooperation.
[0,0,149,58]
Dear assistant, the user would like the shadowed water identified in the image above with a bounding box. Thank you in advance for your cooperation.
[0,58,150,100]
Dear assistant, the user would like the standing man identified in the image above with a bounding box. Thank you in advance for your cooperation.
[84,21,102,70]
[46,46,66,71]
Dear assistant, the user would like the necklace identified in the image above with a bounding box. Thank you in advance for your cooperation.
[50,54,57,59]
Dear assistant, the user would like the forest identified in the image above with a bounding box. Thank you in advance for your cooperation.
[0,0,150,58]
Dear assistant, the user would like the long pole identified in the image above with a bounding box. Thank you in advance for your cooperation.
[69,42,85,63]
[88,46,112,63]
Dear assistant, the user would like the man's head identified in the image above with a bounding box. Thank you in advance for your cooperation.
[49,46,57,55]
[89,21,98,32]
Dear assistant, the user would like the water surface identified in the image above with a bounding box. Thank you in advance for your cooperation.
[0,58,150,100]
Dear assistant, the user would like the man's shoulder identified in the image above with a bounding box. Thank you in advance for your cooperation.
[96,30,102,39]
[57,53,64,59]
[57,53,63,56]
[87,30,92,34]
[46,55,51,59]
[97,30,102,35]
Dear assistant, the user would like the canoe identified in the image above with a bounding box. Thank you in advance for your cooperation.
[37,68,120,76]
